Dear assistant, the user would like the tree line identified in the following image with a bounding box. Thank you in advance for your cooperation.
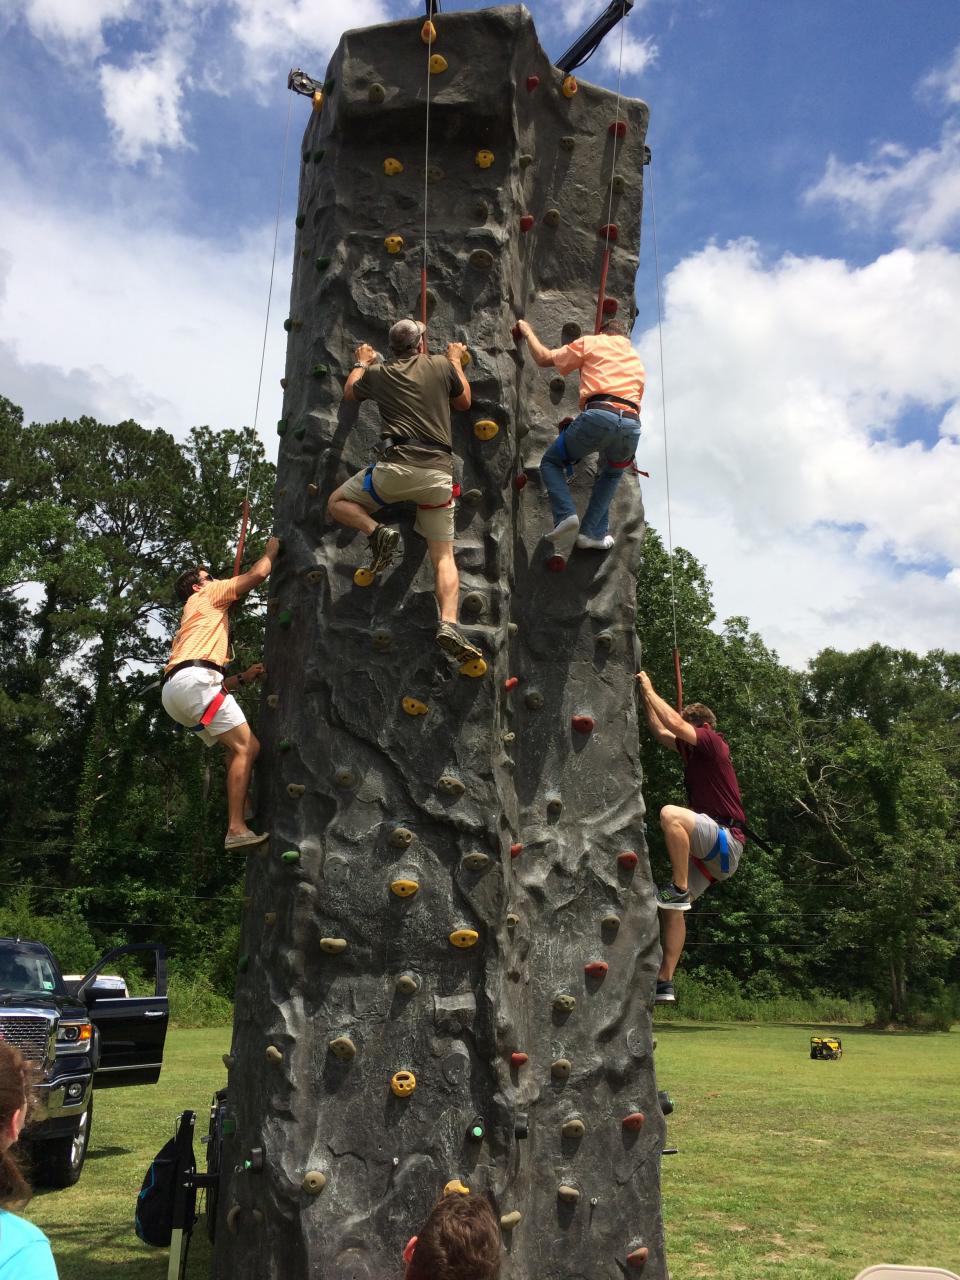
[2,398,957,1024]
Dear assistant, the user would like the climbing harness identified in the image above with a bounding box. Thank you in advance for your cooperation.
[700,826,731,876]
[190,689,227,735]
[362,467,387,507]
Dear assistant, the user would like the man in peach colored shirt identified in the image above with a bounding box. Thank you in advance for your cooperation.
[515,318,645,558]
[162,537,279,850]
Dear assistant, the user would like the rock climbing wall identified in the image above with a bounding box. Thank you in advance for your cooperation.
[212,7,666,1279]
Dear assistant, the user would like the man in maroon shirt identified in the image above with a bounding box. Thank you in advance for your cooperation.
[636,670,748,1005]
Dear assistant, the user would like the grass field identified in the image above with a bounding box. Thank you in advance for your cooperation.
[21,1022,960,1279]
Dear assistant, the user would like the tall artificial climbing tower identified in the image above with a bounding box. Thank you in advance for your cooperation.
[212,7,664,1278]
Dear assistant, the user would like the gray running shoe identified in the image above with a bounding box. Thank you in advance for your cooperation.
[435,622,483,663]
[656,883,692,911]
[367,524,400,574]
[655,980,676,1004]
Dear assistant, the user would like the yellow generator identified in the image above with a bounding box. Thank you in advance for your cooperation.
[810,1035,842,1060]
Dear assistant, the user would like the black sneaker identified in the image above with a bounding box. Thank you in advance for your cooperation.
[367,525,400,574]
[656,883,692,911]
[655,980,676,1004]
[435,622,482,663]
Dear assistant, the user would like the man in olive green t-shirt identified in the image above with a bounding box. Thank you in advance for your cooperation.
[328,318,482,664]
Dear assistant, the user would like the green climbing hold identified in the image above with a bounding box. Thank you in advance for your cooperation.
[315,256,331,271]
[322,78,336,94]
[222,1117,237,1136]
[277,418,288,436]
[295,214,305,229]
[281,850,301,865]
[313,149,325,162]
[278,739,292,752]
[277,609,293,628]
[310,364,329,378]
[237,954,249,974]
[283,318,293,332]
[293,426,306,440]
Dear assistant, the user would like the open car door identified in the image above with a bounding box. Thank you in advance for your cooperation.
[78,942,169,1089]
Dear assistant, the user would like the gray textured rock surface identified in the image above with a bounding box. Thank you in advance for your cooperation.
[212,7,664,1278]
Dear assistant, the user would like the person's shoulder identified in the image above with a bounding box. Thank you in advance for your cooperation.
[0,1211,57,1271]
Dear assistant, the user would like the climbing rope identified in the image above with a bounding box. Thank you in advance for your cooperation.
[647,158,682,709]
[594,2,628,333]
[419,1,437,345]
[232,93,295,574]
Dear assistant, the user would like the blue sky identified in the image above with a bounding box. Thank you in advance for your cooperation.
[2,0,959,665]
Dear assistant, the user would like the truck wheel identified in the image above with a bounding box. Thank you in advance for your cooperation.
[31,1097,93,1189]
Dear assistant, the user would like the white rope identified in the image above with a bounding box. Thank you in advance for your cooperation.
[242,92,294,501]
[647,159,680,654]
[602,3,628,242]
[421,2,436,316]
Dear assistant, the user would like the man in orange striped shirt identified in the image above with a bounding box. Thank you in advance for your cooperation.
[516,319,645,556]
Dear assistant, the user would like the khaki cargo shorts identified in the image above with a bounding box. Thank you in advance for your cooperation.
[339,462,455,542]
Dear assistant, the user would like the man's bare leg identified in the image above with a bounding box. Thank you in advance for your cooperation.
[659,911,686,981]
[327,486,377,535]
[660,804,699,891]
[427,539,459,622]
[218,723,261,837]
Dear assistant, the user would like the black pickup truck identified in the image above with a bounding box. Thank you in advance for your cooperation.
[0,937,169,1188]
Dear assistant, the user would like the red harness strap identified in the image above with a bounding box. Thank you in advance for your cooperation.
[418,482,461,510]
[607,458,635,469]
[198,688,227,728]
[691,855,716,885]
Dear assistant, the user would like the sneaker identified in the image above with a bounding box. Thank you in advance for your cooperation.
[655,980,676,1004]
[576,533,615,551]
[224,830,269,851]
[549,513,580,541]
[435,622,483,663]
[366,524,400,574]
[656,883,692,911]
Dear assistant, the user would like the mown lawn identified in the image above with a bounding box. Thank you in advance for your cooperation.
[20,1022,960,1279]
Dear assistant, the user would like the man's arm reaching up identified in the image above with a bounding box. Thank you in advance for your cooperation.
[636,669,698,750]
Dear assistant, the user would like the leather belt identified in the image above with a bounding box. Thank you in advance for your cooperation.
[587,400,640,419]
[162,658,227,687]
[586,393,640,413]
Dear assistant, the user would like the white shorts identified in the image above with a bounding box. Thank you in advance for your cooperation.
[161,667,246,747]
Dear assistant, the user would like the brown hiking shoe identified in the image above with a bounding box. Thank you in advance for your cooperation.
[367,524,400,574]
[435,622,482,664]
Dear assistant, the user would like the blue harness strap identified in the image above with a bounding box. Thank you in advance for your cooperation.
[701,826,731,875]
[362,466,386,507]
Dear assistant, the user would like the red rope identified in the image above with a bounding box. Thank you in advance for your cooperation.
[673,646,683,712]
[594,246,611,335]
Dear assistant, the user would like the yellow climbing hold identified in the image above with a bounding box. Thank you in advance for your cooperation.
[265,1045,283,1064]
[384,235,404,255]
[500,1210,522,1230]
[390,878,420,898]
[402,697,429,717]
[421,19,437,43]
[319,937,348,954]
[383,157,404,176]
[302,1171,327,1194]
[460,349,471,368]
[459,657,488,679]
[562,75,578,98]
[354,567,376,587]
[473,419,499,441]
[444,1179,470,1196]
[449,928,480,949]
[429,54,448,74]
[474,149,495,169]
[390,1070,417,1097]
[312,90,324,112]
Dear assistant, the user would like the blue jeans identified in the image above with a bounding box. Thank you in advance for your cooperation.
[539,408,641,539]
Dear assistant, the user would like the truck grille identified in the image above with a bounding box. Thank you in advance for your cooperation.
[0,1015,52,1063]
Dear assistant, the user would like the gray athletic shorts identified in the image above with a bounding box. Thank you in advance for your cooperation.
[688,814,744,902]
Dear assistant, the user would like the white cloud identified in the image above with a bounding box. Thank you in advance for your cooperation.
[636,239,960,665]
[0,182,288,443]
[600,29,657,79]
[921,42,960,109]
[8,0,132,56]
[229,0,390,85]
[99,45,192,163]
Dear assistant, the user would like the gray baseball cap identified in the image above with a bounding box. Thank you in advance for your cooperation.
[388,318,426,353]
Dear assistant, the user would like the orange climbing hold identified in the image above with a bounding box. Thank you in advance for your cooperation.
[510,1052,529,1067]
[449,928,479,948]
[622,1111,646,1131]
[584,960,609,978]
[627,1247,650,1269]
[608,120,628,138]
[510,842,523,858]
[443,1179,470,1196]
[383,157,404,175]
[571,715,595,735]
[504,677,520,691]
[475,149,495,169]
[421,19,437,43]
[390,878,420,898]
[562,75,578,98]
[312,90,324,113]
[429,54,448,74]
[402,697,429,716]
[390,1070,417,1097]
[618,850,639,870]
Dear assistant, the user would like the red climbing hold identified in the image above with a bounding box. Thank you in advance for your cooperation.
[584,961,609,978]
[571,715,595,735]
[504,677,520,691]
[618,850,639,870]
[526,74,540,91]
[512,323,523,343]
[510,1052,529,1067]
[514,473,528,492]
[510,842,523,858]
[608,121,628,139]
[520,214,535,233]
[599,223,619,243]
[546,554,567,573]
[602,297,619,315]
[627,1248,649,1270]
[622,1111,646,1132]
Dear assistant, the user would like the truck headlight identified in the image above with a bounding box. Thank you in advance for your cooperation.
[56,1021,92,1054]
